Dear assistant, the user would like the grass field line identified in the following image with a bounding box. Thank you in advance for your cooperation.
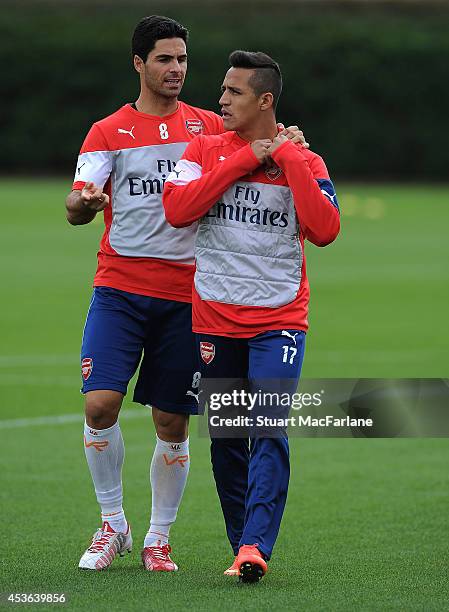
[0,408,148,429]
[0,354,78,367]
[0,374,79,386]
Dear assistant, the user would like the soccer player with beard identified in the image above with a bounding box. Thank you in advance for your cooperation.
[163,50,340,582]
[66,17,307,572]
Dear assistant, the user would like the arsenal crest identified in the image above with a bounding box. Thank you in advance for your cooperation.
[200,341,215,365]
[81,357,93,381]
[185,119,204,136]
[264,164,282,181]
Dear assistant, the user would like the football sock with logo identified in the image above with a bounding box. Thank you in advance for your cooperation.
[144,436,190,547]
[83,420,128,533]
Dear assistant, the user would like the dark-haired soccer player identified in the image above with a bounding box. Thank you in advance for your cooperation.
[66,16,307,572]
[164,50,340,582]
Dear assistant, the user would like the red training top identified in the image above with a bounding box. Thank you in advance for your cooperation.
[163,132,340,337]
[72,102,223,302]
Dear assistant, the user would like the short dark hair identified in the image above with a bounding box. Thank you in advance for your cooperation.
[229,50,282,108]
[132,15,189,61]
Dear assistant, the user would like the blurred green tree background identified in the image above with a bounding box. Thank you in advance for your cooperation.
[1,0,448,179]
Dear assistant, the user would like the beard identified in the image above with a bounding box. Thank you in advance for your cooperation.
[144,73,184,99]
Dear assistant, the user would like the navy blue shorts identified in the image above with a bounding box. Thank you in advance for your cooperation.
[80,287,201,414]
[197,330,306,427]
[197,330,306,381]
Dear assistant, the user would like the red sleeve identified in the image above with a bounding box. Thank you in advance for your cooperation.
[271,141,340,246]
[163,137,260,228]
[79,123,109,154]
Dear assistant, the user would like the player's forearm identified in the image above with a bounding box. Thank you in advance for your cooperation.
[272,143,340,246]
[65,191,97,225]
[163,146,259,228]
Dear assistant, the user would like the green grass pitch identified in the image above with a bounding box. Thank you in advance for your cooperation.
[1,179,448,610]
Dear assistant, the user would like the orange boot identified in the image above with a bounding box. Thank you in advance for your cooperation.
[236,544,267,583]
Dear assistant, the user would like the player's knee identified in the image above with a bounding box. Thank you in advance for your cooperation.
[85,390,123,429]
[153,407,188,442]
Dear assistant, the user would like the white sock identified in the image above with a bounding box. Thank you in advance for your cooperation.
[83,420,128,533]
[144,436,190,547]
